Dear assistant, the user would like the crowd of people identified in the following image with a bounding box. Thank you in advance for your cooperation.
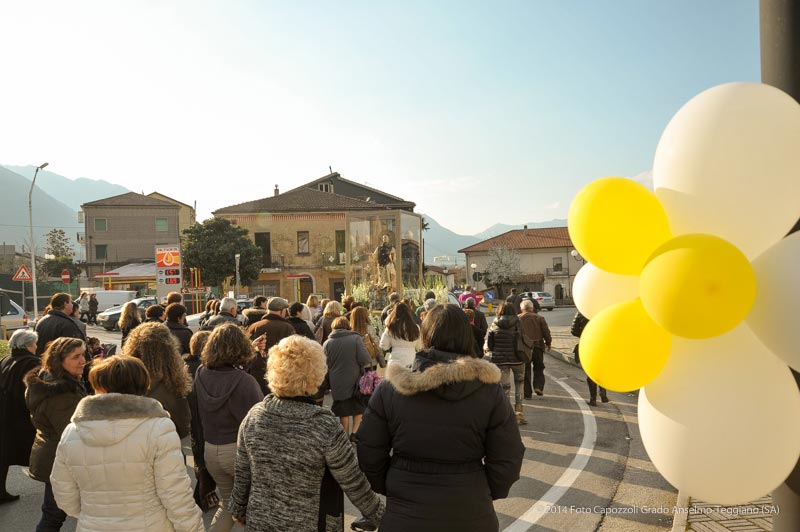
[0,287,578,531]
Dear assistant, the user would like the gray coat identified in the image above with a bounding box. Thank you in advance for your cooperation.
[229,395,383,531]
[323,330,372,401]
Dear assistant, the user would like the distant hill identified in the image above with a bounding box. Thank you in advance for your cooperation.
[6,165,131,211]
[472,219,568,241]
[0,166,82,256]
[421,214,480,264]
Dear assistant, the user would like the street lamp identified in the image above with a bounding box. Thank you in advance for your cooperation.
[570,249,585,264]
[234,253,241,298]
[29,162,49,320]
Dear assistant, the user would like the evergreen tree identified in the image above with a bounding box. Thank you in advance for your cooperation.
[182,218,262,291]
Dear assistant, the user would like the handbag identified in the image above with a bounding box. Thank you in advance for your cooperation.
[358,369,383,396]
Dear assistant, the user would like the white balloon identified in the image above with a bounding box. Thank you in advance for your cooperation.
[747,231,800,371]
[653,82,800,259]
[572,263,639,319]
[639,324,800,505]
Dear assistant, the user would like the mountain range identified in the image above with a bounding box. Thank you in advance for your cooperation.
[0,164,566,261]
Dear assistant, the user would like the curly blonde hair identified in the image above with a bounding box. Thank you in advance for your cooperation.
[122,322,191,395]
[267,336,327,397]
[201,323,255,369]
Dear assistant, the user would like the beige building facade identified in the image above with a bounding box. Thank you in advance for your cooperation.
[214,173,421,302]
[460,226,583,302]
[147,192,196,237]
[81,193,181,283]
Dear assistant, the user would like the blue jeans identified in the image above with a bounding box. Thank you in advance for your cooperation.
[36,482,67,532]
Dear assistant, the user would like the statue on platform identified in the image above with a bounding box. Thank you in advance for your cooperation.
[373,234,396,291]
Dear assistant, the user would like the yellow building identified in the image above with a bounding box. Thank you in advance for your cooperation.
[214,173,422,302]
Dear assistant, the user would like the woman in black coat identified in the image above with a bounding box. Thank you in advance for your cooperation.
[0,329,41,503]
[356,304,525,532]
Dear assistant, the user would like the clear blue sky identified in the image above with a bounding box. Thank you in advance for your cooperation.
[1,0,760,234]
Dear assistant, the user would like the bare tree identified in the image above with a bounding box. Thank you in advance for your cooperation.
[483,245,521,298]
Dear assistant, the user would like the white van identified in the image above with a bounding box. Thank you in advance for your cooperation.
[81,289,137,312]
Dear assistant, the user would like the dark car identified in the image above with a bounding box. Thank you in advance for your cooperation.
[97,297,159,330]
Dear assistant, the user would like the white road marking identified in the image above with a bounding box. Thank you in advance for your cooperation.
[501,373,598,532]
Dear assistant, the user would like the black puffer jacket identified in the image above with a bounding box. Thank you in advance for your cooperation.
[24,369,87,482]
[486,315,522,366]
[34,310,86,356]
[357,349,524,532]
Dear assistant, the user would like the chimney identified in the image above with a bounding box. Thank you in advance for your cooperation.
[274,185,279,196]
[523,224,528,236]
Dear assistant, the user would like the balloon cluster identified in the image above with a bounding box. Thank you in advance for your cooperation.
[568,82,800,504]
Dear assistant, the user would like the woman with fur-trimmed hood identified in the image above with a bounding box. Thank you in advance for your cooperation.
[51,356,204,531]
[355,304,525,532]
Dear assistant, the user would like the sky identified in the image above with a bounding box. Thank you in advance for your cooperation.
[1,0,760,235]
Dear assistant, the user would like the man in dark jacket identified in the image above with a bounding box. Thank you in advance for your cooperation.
[518,299,552,398]
[34,293,86,355]
[380,292,401,324]
[242,296,268,327]
[465,297,488,336]
[286,302,315,340]
[200,297,239,331]
[165,303,193,354]
[246,297,296,394]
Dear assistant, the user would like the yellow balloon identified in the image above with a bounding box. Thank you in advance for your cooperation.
[580,298,672,392]
[640,234,756,339]
[569,177,672,275]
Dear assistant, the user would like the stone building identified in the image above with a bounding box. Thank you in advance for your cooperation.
[213,173,422,302]
[459,226,582,303]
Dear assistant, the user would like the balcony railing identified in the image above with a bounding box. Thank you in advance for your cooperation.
[260,256,284,273]
[546,267,569,277]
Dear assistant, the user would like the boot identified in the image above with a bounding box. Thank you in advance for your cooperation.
[600,390,609,403]
[588,397,597,407]
[515,404,528,425]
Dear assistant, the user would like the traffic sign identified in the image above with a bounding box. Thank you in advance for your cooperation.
[12,264,33,282]
[61,269,71,283]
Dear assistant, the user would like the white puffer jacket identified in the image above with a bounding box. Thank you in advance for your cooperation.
[50,393,204,532]
[380,327,422,368]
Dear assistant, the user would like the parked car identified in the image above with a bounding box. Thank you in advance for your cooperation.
[521,291,555,311]
[97,297,159,331]
[2,298,28,339]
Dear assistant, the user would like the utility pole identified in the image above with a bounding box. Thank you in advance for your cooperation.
[760,1,800,529]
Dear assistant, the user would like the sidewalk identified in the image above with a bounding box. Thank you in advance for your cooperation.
[546,326,778,532]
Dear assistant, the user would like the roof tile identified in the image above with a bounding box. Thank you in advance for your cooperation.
[458,227,573,253]
[213,187,384,215]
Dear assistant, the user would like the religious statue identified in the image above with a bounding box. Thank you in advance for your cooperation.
[373,234,396,290]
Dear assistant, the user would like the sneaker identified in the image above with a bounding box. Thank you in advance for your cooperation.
[351,516,378,531]
[516,412,528,425]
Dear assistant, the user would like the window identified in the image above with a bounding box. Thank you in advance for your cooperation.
[94,218,107,232]
[255,232,271,267]
[96,245,108,260]
[318,183,331,193]
[155,218,168,232]
[553,257,563,272]
[335,230,346,264]
[297,231,310,255]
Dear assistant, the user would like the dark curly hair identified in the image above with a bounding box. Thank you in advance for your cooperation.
[202,323,255,369]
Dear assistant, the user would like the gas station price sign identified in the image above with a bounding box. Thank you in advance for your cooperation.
[156,246,182,298]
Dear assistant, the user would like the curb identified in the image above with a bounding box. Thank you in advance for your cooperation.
[671,492,690,532]
[546,348,578,367]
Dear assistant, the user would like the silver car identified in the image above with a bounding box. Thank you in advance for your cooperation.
[521,291,555,311]
[2,298,29,339]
